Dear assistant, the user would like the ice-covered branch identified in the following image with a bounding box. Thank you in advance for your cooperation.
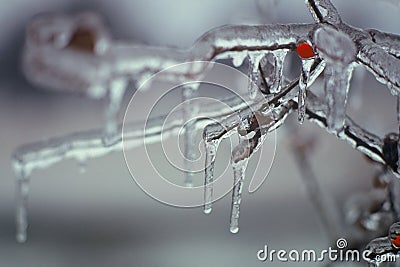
[13,95,247,177]
[23,12,315,97]
[305,0,342,25]
[367,29,400,59]
[356,37,400,92]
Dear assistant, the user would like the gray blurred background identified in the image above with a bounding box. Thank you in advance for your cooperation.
[0,0,399,266]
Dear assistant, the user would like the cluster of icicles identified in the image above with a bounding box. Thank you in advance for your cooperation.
[13,0,400,245]
[13,31,361,243]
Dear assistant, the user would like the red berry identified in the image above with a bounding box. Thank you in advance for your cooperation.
[391,235,400,248]
[390,222,400,248]
[296,42,315,59]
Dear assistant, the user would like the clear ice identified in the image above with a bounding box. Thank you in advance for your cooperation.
[314,25,356,133]
[247,53,264,99]
[259,50,287,94]
[203,139,221,214]
[298,59,314,123]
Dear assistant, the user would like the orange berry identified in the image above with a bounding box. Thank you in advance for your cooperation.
[296,42,315,59]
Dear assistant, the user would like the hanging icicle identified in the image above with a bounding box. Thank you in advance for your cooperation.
[247,53,264,99]
[259,50,287,94]
[314,25,356,133]
[203,139,221,214]
[298,59,315,123]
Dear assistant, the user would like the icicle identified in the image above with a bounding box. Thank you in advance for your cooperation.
[202,110,243,214]
[203,139,221,214]
[229,119,250,233]
[230,143,250,234]
[14,161,31,243]
[324,63,354,133]
[182,83,200,187]
[298,59,314,124]
[259,50,287,94]
[103,78,127,146]
[247,53,264,99]
[314,25,356,134]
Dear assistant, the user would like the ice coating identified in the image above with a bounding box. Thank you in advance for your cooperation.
[22,12,315,97]
[356,38,400,94]
[314,25,357,64]
[367,29,400,59]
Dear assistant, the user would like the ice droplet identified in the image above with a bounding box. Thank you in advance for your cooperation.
[298,59,314,123]
[182,83,200,187]
[232,52,248,68]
